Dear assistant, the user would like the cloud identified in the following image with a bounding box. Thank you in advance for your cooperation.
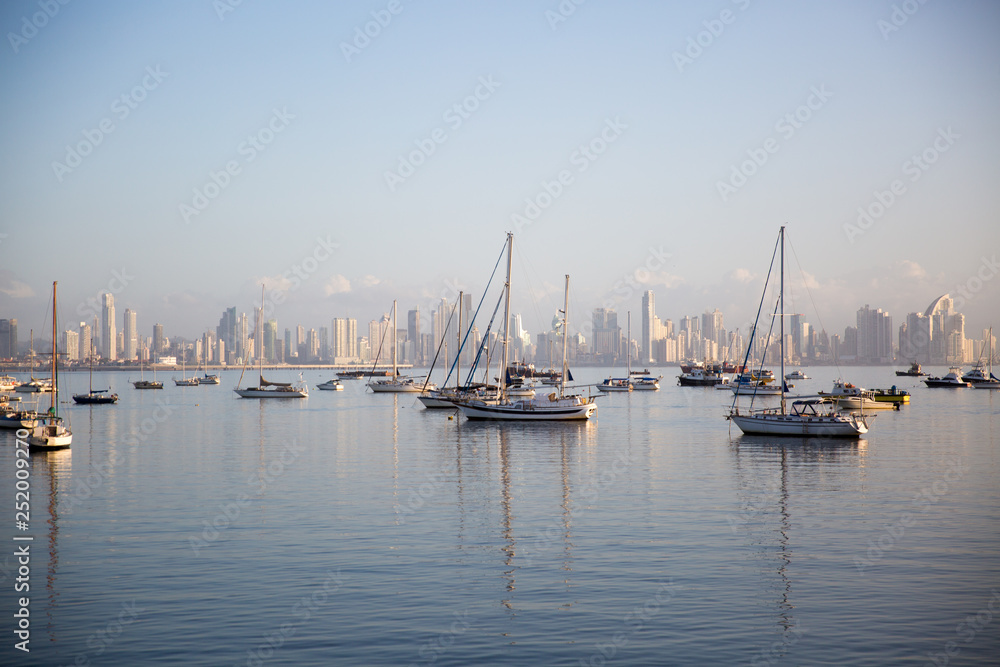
[897,260,927,279]
[359,275,381,288]
[726,268,755,284]
[256,275,293,292]
[323,274,351,296]
[0,272,34,298]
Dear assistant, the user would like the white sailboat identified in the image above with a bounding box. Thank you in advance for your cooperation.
[174,358,199,386]
[454,234,597,421]
[727,227,872,437]
[28,282,72,449]
[597,312,633,392]
[234,286,308,398]
[368,300,436,393]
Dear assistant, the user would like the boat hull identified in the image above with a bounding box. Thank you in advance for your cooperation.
[28,423,72,449]
[456,398,596,421]
[73,394,118,404]
[729,413,867,437]
[0,414,37,429]
[234,388,307,398]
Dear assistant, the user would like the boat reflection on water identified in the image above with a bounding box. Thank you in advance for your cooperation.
[728,435,866,655]
[30,446,72,642]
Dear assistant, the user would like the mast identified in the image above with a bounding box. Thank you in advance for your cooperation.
[258,285,265,386]
[457,291,463,390]
[51,281,58,417]
[561,274,569,396]
[626,311,631,377]
[500,232,513,397]
[392,300,398,378]
[779,226,786,415]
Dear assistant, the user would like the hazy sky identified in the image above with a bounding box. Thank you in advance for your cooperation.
[2,0,998,343]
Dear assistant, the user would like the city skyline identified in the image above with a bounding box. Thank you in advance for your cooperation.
[1,3,998,342]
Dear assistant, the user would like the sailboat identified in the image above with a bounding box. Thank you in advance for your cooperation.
[73,341,118,404]
[235,286,308,398]
[368,300,437,393]
[28,282,72,449]
[132,351,163,389]
[971,327,1000,389]
[597,311,633,391]
[15,331,54,393]
[727,227,871,437]
[454,234,597,421]
[174,358,199,386]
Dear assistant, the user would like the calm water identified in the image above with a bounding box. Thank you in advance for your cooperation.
[2,367,999,666]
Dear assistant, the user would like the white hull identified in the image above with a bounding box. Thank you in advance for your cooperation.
[831,396,896,410]
[729,412,868,437]
[234,387,307,398]
[972,381,1000,389]
[316,382,344,391]
[456,396,596,421]
[368,382,429,393]
[596,385,632,392]
[199,376,221,385]
[0,414,37,429]
[731,385,782,395]
[28,422,72,448]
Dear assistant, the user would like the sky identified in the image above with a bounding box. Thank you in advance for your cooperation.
[1,0,998,345]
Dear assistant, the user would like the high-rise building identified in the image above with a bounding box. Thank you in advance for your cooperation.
[0,319,16,359]
[319,326,329,361]
[702,309,724,347]
[407,308,421,364]
[332,318,358,360]
[123,308,138,361]
[856,305,893,364]
[591,308,621,363]
[153,323,164,356]
[641,290,654,363]
[263,320,277,362]
[78,322,92,360]
[235,313,249,362]
[62,330,79,361]
[101,293,116,360]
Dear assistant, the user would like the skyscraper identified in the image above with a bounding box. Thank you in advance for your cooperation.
[102,293,116,360]
[856,305,893,364]
[264,320,277,362]
[407,308,420,363]
[0,319,16,359]
[332,318,358,360]
[641,290,654,363]
[123,308,138,360]
[62,329,79,361]
[78,322,92,360]
[153,323,164,356]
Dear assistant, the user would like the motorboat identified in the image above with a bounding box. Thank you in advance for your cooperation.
[678,364,726,386]
[784,369,809,380]
[316,379,344,391]
[896,361,927,377]
[923,368,971,388]
[596,377,632,392]
[818,380,897,410]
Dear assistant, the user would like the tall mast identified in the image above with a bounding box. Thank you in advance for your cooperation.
[457,291,463,390]
[392,300,398,378]
[258,285,265,385]
[51,281,58,415]
[779,226,786,415]
[500,232,513,396]
[561,274,569,396]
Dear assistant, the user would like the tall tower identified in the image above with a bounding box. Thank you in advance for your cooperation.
[123,308,138,360]
[153,323,164,357]
[641,290,655,363]
[101,293,117,360]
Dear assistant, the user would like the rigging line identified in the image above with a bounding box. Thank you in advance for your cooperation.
[465,288,507,388]
[785,230,845,379]
[511,236,547,345]
[731,229,782,414]
[421,298,458,392]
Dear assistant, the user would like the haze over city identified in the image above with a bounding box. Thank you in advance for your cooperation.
[2,1,998,341]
